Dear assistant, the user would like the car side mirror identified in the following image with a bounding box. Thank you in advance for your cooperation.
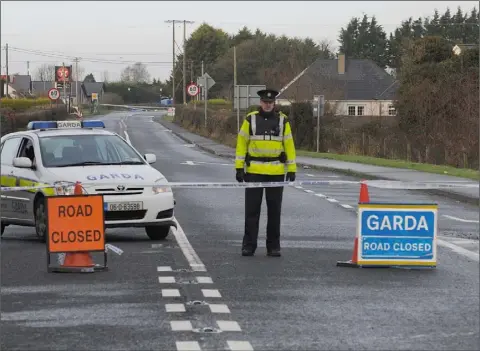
[144,153,156,164]
[13,157,33,169]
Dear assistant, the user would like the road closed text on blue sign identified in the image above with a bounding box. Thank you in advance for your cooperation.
[357,204,438,267]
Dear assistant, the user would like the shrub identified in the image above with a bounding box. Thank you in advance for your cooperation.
[0,98,51,111]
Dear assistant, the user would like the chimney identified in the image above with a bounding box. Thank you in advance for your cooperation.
[337,53,345,75]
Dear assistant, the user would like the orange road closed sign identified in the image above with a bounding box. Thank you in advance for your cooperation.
[47,195,105,253]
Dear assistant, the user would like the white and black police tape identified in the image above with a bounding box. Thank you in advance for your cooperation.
[1,180,478,192]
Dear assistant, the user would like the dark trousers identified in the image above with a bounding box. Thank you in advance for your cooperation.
[242,173,285,252]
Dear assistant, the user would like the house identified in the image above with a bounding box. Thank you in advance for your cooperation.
[276,54,398,117]
[2,74,105,106]
[82,82,106,103]
[31,80,88,106]
[1,75,35,98]
[452,44,478,56]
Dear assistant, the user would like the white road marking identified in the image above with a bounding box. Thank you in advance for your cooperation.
[171,218,207,272]
[157,266,172,271]
[341,204,354,209]
[437,239,479,262]
[171,320,193,331]
[304,189,314,193]
[166,304,186,313]
[209,304,231,313]
[201,289,222,298]
[195,276,213,284]
[158,276,176,283]
[184,144,196,147]
[314,193,326,198]
[217,320,242,332]
[227,341,254,351]
[152,244,163,249]
[442,215,479,224]
[176,341,201,351]
[305,174,315,177]
[327,198,339,203]
[181,161,196,165]
[162,289,181,297]
[294,186,303,189]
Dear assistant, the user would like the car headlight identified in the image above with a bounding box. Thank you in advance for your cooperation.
[152,178,171,194]
[53,182,87,195]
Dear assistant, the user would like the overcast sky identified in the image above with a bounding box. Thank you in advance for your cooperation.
[1,1,478,82]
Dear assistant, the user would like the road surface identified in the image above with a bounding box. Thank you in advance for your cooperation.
[1,111,478,351]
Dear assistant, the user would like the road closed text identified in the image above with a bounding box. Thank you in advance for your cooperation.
[363,241,432,252]
[51,230,102,244]
[47,195,105,253]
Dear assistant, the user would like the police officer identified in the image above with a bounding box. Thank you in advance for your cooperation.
[235,88,296,257]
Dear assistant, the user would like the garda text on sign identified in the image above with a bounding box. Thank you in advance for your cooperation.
[46,195,105,253]
[357,203,438,267]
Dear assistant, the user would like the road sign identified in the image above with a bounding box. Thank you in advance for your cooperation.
[357,203,438,267]
[47,88,60,101]
[46,194,105,253]
[186,83,199,97]
[196,72,215,91]
[233,85,266,109]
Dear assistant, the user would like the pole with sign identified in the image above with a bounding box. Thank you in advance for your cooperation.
[355,203,438,268]
[313,95,325,153]
[197,73,215,128]
[186,83,199,98]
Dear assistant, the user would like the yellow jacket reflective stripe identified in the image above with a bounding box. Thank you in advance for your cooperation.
[235,110,297,175]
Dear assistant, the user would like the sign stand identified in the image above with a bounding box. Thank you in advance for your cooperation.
[337,182,438,269]
[46,194,108,273]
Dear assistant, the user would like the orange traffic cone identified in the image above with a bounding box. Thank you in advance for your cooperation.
[61,181,95,270]
[337,236,360,268]
[359,180,370,203]
[74,181,83,195]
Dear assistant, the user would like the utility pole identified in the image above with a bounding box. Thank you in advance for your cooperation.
[165,20,176,105]
[74,57,79,106]
[182,20,194,105]
[62,62,67,112]
[5,43,9,98]
[234,46,240,132]
[201,60,204,100]
[27,61,31,94]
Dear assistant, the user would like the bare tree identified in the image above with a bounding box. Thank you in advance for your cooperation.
[34,64,55,81]
[120,62,150,83]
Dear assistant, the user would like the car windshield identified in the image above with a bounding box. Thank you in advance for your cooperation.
[38,134,147,167]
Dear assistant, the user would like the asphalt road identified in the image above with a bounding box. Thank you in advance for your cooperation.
[1,111,479,351]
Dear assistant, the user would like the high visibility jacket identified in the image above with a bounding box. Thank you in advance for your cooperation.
[235,110,297,175]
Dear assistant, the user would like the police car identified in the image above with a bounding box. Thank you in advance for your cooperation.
[0,120,176,241]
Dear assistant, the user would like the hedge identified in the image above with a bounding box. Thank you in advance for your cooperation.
[0,98,51,111]
[188,98,231,105]
[1,106,71,137]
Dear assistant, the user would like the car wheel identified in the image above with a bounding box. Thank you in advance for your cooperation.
[145,226,170,240]
[34,197,47,242]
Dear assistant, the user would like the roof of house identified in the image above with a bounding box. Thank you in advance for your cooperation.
[82,82,105,96]
[10,75,31,92]
[277,57,398,101]
[31,81,84,97]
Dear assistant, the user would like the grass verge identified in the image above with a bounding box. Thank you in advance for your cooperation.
[297,150,480,180]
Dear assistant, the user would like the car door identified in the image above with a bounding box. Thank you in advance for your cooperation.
[0,136,23,220]
[13,137,40,222]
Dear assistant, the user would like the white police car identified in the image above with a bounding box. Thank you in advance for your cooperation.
[0,120,176,241]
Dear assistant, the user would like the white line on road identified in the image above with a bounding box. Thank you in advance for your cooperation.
[157,266,172,271]
[171,320,193,331]
[162,289,181,297]
[166,304,186,312]
[227,341,254,351]
[437,239,479,262]
[201,289,222,298]
[181,161,196,165]
[159,276,176,283]
[217,320,242,332]
[176,341,201,351]
[442,215,479,223]
[209,304,231,313]
[341,204,354,209]
[171,218,207,272]
[124,130,131,145]
[326,198,339,203]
